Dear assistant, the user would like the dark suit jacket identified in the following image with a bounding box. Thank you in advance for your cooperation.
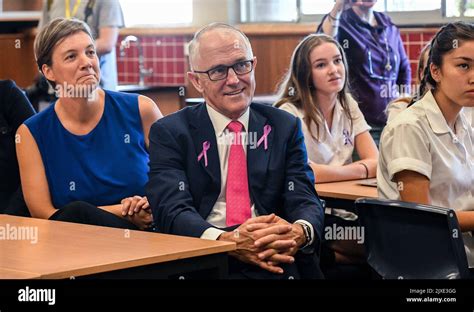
[147,102,324,248]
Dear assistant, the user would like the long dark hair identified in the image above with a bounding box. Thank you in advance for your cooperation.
[416,22,474,103]
[275,34,352,140]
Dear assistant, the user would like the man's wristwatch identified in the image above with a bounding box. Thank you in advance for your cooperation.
[298,222,312,248]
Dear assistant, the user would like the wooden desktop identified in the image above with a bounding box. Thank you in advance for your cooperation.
[315,179,378,211]
[0,215,235,279]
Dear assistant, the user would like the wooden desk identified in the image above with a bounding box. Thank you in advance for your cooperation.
[315,179,378,211]
[0,215,235,279]
[0,268,40,279]
[316,179,378,201]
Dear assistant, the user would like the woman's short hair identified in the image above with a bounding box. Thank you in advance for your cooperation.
[34,17,94,86]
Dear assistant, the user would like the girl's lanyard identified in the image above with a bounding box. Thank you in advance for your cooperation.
[65,0,81,18]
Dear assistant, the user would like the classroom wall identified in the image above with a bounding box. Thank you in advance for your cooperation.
[116,25,439,97]
[2,0,42,11]
[0,0,439,96]
[192,0,239,26]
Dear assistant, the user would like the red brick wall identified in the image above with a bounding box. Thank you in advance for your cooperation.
[116,29,440,87]
[400,30,438,82]
[117,35,188,86]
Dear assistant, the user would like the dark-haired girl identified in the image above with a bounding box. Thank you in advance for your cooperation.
[378,22,474,231]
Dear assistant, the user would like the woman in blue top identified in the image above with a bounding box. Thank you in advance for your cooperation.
[16,18,162,229]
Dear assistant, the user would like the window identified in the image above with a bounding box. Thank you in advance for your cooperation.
[240,0,298,22]
[119,0,193,26]
[242,0,473,24]
[301,0,437,14]
[385,0,440,11]
[446,0,474,17]
[301,0,383,15]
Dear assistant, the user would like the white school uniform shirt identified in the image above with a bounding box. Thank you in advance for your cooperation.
[278,95,371,167]
[386,99,410,123]
[200,104,314,244]
[387,99,474,126]
[463,107,474,129]
[378,90,474,266]
[279,95,371,220]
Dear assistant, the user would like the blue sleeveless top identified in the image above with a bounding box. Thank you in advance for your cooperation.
[24,90,149,208]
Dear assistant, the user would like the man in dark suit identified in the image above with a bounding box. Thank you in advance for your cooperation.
[145,23,324,279]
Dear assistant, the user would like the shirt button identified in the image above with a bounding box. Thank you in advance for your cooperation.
[452,137,459,144]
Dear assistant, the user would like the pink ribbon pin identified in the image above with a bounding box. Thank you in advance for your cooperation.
[197,141,210,167]
[257,125,272,150]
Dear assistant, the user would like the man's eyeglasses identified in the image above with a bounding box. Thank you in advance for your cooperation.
[193,60,254,81]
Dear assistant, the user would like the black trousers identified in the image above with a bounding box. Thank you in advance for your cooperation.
[227,253,324,279]
[219,224,324,279]
[3,188,30,217]
[48,201,139,230]
[320,214,373,279]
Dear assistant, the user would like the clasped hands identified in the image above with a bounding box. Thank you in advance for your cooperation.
[218,214,307,274]
[120,196,153,230]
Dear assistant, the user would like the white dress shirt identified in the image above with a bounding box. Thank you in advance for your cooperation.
[387,99,473,127]
[200,104,314,247]
[278,94,371,166]
[386,99,410,124]
[378,90,474,267]
[278,94,371,221]
[463,107,473,129]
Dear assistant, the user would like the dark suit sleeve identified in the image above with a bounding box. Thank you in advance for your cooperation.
[2,80,35,129]
[146,121,215,237]
[282,117,324,246]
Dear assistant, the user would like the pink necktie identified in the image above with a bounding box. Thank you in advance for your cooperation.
[225,121,251,226]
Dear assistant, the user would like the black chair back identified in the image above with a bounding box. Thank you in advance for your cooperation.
[355,198,470,279]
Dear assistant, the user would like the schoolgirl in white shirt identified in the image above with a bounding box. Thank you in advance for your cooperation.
[275,34,378,268]
[275,34,378,184]
[378,21,474,230]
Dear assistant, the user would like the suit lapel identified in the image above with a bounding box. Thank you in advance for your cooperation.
[247,105,273,197]
[189,103,221,186]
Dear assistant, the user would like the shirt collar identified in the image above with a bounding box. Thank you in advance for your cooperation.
[313,100,345,140]
[422,90,469,135]
[206,103,250,136]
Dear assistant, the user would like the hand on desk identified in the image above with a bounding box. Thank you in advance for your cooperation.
[218,214,302,274]
[121,196,153,230]
[121,196,150,215]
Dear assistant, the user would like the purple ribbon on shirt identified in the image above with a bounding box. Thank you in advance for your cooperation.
[343,129,353,146]
[257,125,272,150]
[197,141,210,167]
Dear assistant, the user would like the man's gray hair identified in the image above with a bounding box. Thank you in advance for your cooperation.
[188,22,253,70]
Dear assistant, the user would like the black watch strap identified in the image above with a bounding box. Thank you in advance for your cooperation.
[297,222,312,249]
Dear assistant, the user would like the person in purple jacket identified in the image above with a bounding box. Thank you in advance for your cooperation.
[317,0,411,145]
